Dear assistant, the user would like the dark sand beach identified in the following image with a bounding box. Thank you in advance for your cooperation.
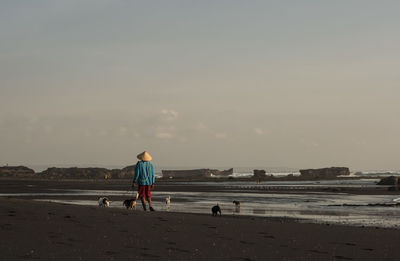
[1,178,400,261]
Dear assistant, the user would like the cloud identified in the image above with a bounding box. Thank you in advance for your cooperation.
[215,132,227,139]
[254,128,264,135]
[116,126,128,136]
[29,116,39,124]
[156,132,173,139]
[160,109,178,121]
[194,122,207,131]
[153,110,179,139]
[43,125,54,134]
[299,138,319,148]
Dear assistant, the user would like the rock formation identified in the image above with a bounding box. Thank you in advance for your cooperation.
[377,176,399,186]
[162,168,233,178]
[253,169,266,178]
[299,167,350,179]
[38,165,135,179]
[39,167,112,179]
[0,166,35,177]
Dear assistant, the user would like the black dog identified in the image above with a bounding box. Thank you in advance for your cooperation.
[212,204,221,216]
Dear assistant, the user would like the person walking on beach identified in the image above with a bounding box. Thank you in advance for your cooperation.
[132,151,155,211]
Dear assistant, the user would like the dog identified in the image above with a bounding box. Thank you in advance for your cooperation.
[98,197,109,207]
[233,200,241,213]
[123,192,139,210]
[165,196,171,206]
[233,200,241,206]
[211,204,221,216]
[123,199,137,210]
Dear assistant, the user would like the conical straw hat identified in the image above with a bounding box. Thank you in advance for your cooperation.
[137,151,152,161]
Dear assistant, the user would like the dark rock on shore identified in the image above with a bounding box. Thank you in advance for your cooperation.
[38,166,135,179]
[0,166,35,177]
[377,176,399,186]
[162,168,233,178]
[39,167,110,179]
[300,167,350,179]
[253,169,266,178]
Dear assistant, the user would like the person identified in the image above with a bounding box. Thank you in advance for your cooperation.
[132,151,155,211]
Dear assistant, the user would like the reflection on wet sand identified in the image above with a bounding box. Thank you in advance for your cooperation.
[252,209,266,214]
[234,205,240,213]
[2,186,400,228]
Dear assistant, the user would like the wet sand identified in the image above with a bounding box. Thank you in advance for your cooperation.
[1,178,400,260]
[1,198,399,260]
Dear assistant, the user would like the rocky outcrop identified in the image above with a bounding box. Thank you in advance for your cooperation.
[253,169,266,178]
[110,165,135,179]
[299,167,350,179]
[38,165,135,179]
[39,167,111,179]
[162,168,233,178]
[0,166,35,177]
[377,176,399,186]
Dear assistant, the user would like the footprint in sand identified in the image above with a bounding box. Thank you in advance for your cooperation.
[258,232,275,239]
[309,249,328,254]
[141,253,160,257]
[55,241,73,247]
[0,224,13,231]
[240,241,255,245]
[104,250,118,256]
[18,250,39,260]
[166,247,190,253]
[334,255,353,260]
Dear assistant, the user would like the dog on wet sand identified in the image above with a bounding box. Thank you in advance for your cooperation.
[123,192,139,210]
[123,199,137,210]
[233,200,241,213]
[98,197,109,207]
[212,204,221,216]
[233,200,241,206]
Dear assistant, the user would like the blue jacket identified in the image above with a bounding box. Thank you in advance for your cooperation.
[133,161,155,185]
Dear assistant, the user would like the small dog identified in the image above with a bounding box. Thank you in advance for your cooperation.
[233,200,241,213]
[123,199,137,210]
[165,196,171,206]
[233,200,241,206]
[212,204,221,216]
[98,197,110,207]
[123,192,139,210]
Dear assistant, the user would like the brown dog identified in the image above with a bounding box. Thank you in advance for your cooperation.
[123,192,139,210]
[123,199,137,209]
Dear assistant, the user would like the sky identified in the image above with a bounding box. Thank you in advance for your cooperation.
[0,1,399,171]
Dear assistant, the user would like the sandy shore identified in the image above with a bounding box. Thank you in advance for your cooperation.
[1,197,399,261]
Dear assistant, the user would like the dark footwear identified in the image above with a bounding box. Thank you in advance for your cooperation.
[143,206,147,211]
[149,207,155,211]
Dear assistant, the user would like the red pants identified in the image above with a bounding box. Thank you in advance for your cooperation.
[138,185,151,198]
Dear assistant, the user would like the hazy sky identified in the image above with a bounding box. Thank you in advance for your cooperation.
[1,1,399,170]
